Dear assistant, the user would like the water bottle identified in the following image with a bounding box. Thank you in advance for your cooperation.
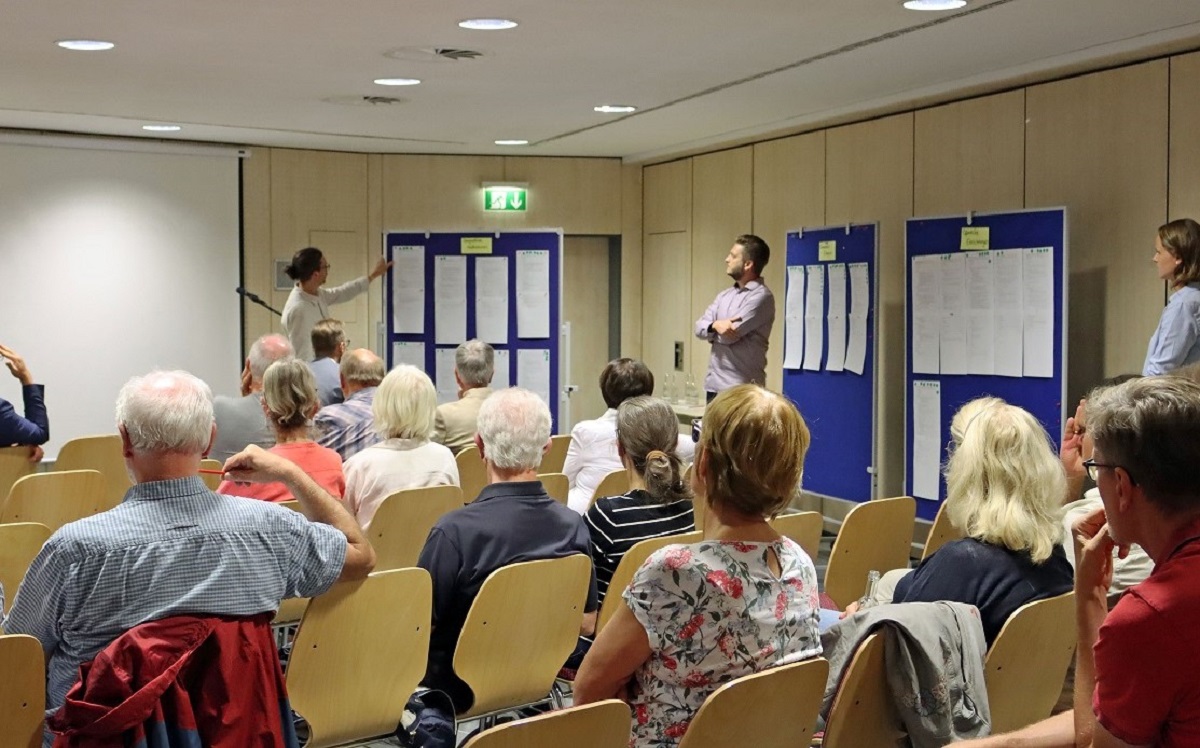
[684,372,699,405]
[856,569,882,611]
[663,372,677,404]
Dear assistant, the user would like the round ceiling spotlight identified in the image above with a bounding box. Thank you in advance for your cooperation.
[494,139,529,146]
[56,39,115,51]
[459,19,518,31]
[373,77,421,86]
[594,105,637,114]
[142,124,182,132]
[902,0,967,10]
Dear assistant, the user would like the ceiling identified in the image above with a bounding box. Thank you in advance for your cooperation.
[2,0,1199,162]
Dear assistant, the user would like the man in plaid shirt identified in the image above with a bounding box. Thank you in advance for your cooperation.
[314,348,385,461]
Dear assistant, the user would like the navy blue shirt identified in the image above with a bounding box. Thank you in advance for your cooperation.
[0,383,49,446]
[893,537,1073,645]
[417,480,597,710]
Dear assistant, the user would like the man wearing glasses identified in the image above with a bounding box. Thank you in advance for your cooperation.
[964,376,1200,747]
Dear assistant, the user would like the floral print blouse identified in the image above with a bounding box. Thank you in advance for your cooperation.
[622,538,822,748]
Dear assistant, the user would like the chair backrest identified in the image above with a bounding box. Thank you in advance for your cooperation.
[823,496,916,608]
[0,447,35,506]
[199,458,223,492]
[589,469,630,509]
[921,500,964,561]
[821,633,906,748]
[539,434,572,475]
[287,568,432,748]
[678,658,829,748]
[2,470,108,531]
[0,634,45,748]
[456,445,488,503]
[368,485,463,570]
[985,592,1077,734]
[596,530,703,634]
[0,523,52,616]
[538,473,569,505]
[461,699,630,748]
[770,511,824,560]
[53,434,130,507]
[453,554,592,718]
[278,500,302,513]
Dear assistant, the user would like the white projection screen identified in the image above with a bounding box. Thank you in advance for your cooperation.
[0,138,242,460]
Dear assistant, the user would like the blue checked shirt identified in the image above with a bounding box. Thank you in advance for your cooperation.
[2,476,346,719]
[315,386,381,461]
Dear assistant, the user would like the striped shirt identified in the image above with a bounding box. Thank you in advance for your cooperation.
[585,489,696,604]
[2,476,346,719]
[314,386,381,461]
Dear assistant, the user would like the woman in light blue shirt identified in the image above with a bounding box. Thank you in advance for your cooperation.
[1143,218,1200,375]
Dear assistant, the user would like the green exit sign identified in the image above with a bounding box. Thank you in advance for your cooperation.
[483,185,527,212]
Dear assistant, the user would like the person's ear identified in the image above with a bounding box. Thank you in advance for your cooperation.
[203,424,216,458]
[474,433,486,461]
[1114,468,1139,514]
[616,440,627,459]
[118,425,135,459]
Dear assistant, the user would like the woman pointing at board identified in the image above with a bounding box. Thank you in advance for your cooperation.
[281,246,391,361]
[1143,218,1200,375]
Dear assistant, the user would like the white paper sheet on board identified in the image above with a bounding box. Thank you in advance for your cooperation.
[802,265,825,371]
[911,255,941,375]
[783,266,805,370]
[965,251,995,375]
[391,341,425,371]
[844,262,870,375]
[516,250,551,339]
[434,255,467,344]
[939,253,968,375]
[517,348,552,408]
[912,379,942,501]
[390,245,425,334]
[435,347,459,405]
[492,349,511,390]
[1023,247,1055,377]
[474,256,509,344]
[992,249,1024,377]
[825,263,847,372]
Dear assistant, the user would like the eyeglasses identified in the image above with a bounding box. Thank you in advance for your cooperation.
[1082,458,1120,482]
[319,263,331,272]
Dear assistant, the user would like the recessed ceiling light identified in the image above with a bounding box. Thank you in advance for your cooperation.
[142,124,182,132]
[902,0,967,10]
[594,105,637,114]
[458,19,518,31]
[373,77,421,86]
[494,139,528,146]
[55,39,115,51]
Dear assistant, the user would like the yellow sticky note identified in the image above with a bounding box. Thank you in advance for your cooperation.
[461,237,493,255]
[818,240,837,261]
[961,227,990,251]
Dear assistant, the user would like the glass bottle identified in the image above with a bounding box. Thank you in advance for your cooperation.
[684,372,698,405]
[856,569,882,611]
[663,372,677,404]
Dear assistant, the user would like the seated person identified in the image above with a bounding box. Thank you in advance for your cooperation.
[0,343,49,463]
[564,358,695,514]
[217,358,345,502]
[308,318,347,407]
[417,387,598,713]
[575,384,821,748]
[343,364,458,528]
[433,339,494,453]
[2,369,374,741]
[211,333,293,462]
[314,348,385,461]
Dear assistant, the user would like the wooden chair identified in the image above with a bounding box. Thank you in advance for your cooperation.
[596,530,703,634]
[461,699,630,748]
[770,511,824,560]
[589,469,630,508]
[823,496,916,608]
[278,500,302,513]
[454,555,592,722]
[921,500,964,561]
[199,458,223,491]
[0,634,44,748]
[0,447,36,507]
[0,523,51,616]
[677,658,828,748]
[2,470,108,531]
[985,592,1077,734]
[369,485,463,570]
[539,434,572,475]
[287,568,432,748]
[457,445,488,504]
[538,473,569,505]
[53,434,130,507]
[821,633,906,748]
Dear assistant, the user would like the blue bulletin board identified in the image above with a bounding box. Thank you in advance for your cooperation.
[904,209,1067,520]
[782,224,879,504]
[383,230,564,432]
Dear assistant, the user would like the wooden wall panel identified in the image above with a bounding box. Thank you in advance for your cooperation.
[1170,52,1200,220]
[381,155,505,231]
[642,232,692,384]
[621,163,644,358]
[563,236,612,428]
[826,113,915,500]
[753,132,826,391]
[915,90,1026,215]
[503,157,621,235]
[241,147,274,351]
[1026,61,1169,400]
[643,160,692,234]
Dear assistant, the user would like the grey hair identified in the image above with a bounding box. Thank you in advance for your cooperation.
[116,370,214,454]
[248,334,294,382]
[455,339,495,389]
[477,388,550,472]
[373,364,437,440]
[262,359,318,431]
[1088,376,1200,515]
[617,396,691,505]
[340,348,385,386]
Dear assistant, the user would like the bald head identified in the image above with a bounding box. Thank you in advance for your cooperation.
[248,334,294,383]
[340,348,385,396]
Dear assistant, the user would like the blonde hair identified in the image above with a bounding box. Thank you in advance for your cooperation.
[697,384,809,518]
[944,398,1065,563]
[373,364,436,440]
[262,359,319,431]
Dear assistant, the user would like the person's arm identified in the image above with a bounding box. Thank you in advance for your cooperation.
[1060,399,1087,505]
[1071,514,1114,747]
[1142,297,1200,375]
[574,602,651,703]
[694,293,723,340]
[3,537,71,657]
[417,526,463,629]
[222,444,375,580]
[0,345,49,446]
[719,287,775,343]
[432,406,448,446]
[322,257,391,305]
[562,427,586,485]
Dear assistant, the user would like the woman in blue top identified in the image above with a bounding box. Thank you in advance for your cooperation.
[1144,218,1200,375]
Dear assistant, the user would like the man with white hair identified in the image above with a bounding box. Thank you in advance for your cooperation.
[417,387,597,713]
[3,370,375,737]
[211,333,293,462]
[433,339,494,453]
